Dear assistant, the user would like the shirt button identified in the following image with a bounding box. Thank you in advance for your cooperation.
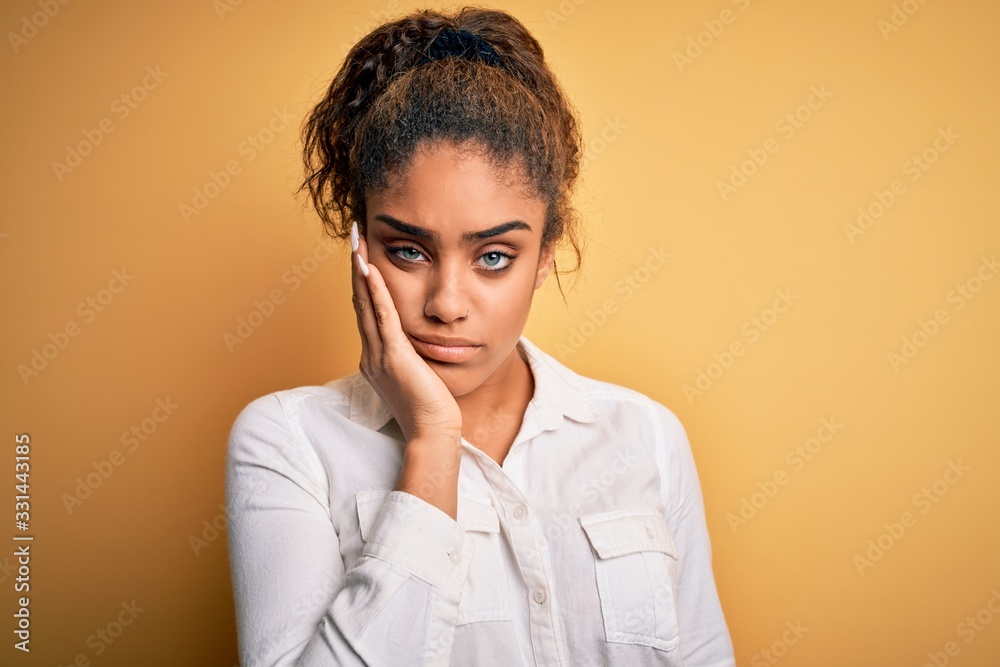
[645,525,655,539]
[532,588,547,604]
[449,550,462,565]
[512,504,527,520]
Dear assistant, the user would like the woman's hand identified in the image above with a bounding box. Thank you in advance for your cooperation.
[351,220,463,519]
[350,220,463,444]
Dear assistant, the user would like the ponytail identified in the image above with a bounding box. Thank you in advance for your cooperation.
[300,6,584,296]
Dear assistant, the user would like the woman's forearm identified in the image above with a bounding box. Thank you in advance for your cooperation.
[393,432,462,520]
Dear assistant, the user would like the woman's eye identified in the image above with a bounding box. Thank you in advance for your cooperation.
[391,246,425,261]
[478,251,514,271]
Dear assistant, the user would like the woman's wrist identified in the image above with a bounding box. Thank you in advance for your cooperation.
[393,432,462,520]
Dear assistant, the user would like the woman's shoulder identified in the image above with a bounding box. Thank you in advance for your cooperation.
[540,345,687,437]
[230,372,361,426]
[227,371,371,461]
[580,373,687,433]
[225,372,370,493]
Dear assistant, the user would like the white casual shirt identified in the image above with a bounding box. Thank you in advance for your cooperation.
[226,335,735,667]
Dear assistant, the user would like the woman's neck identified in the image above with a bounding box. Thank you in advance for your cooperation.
[457,342,535,465]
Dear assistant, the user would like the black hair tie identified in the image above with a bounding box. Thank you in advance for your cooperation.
[423,27,503,68]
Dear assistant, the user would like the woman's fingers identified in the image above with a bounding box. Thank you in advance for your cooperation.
[356,231,409,358]
[351,221,378,371]
[348,220,463,442]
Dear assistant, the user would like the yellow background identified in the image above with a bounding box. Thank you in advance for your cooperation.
[2,0,998,665]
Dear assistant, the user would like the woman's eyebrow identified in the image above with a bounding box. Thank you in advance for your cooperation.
[465,220,532,242]
[373,213,531,244]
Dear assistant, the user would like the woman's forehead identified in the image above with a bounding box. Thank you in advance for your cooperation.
[369,149,543,226]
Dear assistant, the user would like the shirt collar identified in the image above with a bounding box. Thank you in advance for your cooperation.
[348,334,603,433]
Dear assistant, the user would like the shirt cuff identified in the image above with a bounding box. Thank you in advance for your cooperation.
[361,490,473,590]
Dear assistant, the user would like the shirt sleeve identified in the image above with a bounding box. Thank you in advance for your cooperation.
[225,393,474,667]
[652,401,736,667]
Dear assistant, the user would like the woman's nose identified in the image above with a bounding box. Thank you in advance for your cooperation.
[423,264,470,323]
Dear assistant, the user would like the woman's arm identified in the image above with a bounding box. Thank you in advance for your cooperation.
[653,402,737,667]
[349,222,465,524]
[226,393,472,667]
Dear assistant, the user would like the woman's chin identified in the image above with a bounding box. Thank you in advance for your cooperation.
[427,364,480,398]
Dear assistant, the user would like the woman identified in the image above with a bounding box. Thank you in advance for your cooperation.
[226,6,735,666]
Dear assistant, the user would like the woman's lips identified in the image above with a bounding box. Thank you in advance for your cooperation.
[409,336,481,363]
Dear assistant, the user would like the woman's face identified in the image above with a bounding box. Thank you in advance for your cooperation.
[364,140,553,398]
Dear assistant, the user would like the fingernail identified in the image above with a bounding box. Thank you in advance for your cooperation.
[350,220,359,252]
[357,253,369,277]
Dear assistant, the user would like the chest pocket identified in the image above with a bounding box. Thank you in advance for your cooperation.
[355,491,510,625]
[579,506,680,653]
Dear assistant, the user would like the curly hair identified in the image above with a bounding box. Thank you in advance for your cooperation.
[299,5,586,298]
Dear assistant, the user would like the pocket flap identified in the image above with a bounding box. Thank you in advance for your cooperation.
[457,495,500,533]
[579,507,677,559]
